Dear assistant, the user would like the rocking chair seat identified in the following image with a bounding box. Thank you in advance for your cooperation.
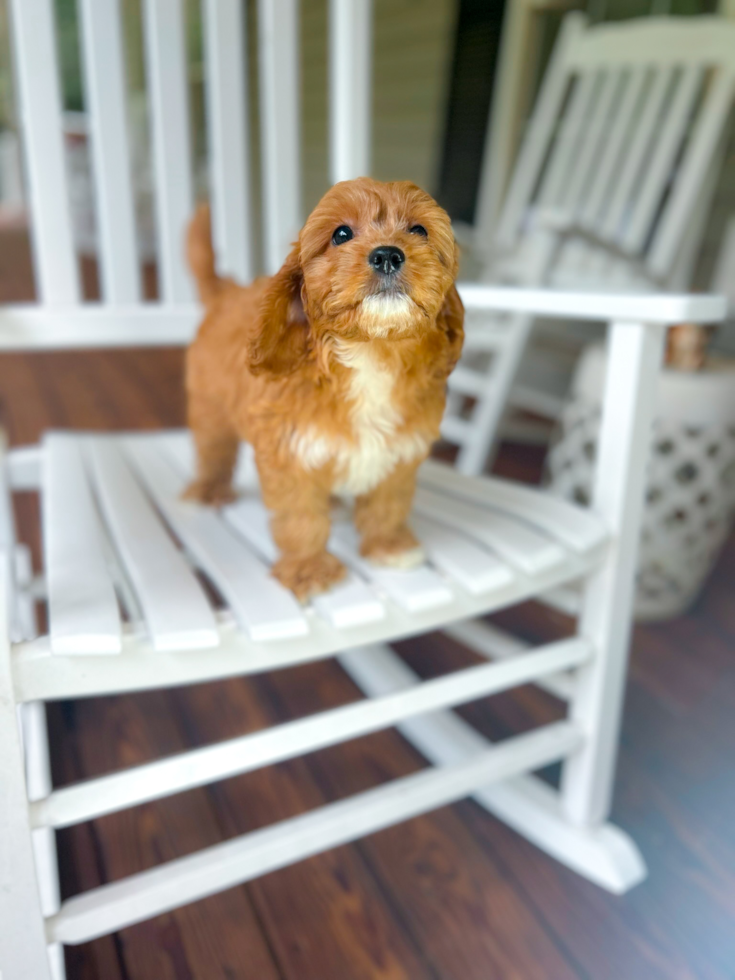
[11,429,607,703]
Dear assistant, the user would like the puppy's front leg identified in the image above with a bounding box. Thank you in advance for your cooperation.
[258,462,347,600]
[355,460,425,568]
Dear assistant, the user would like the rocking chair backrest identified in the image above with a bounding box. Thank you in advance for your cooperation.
[442,13,735,476]
[495,13,735,291]
[5,0,371,336]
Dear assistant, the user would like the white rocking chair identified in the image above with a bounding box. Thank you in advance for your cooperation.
[0,2,726,979]
[445,13,735,475]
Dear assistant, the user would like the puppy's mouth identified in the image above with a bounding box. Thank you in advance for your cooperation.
[357,290,419,337]
[369,278,406,296]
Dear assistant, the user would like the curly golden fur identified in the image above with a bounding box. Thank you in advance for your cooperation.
[184,177,464,599]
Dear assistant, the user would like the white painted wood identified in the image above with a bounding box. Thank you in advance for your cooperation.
[447,365,492,398]
[439,414,473,447]
[451,308,538,476]
[622,66,703,254]
[0,565,54,980]
[496,12,586,248]
[649,69,735,278]
[410,514,514,596]
[476,4,580,248]
[566,15,735,68]
[599,67,673,242]
[42,434,121,655]
[456,285,726,325]
[14,545,37,643]
[560,69,622,219]
[87,438,219,651]
[537,71,598,211]
[329,0,372,183]
[419,459,606,555]
[8,0,80,304]
[340,643,646,894]
[13,540,599,704]
[8,446,42,491]
[0,432,17,641]
[202,0,253,282]
[562,321,666,827]
[31,639,589,830]
[258,0,301,273]
[0,305,200,349]
[47,721,581,945]
[330,523,454,613]
[443,620,575,701]
[20,702,65,980]
[414,486,565,576]
[78,0,141,302]
[124,439,308,641]
[142,0,194,302]
[223,497,386,629]
[580,66,646,230]
[0,288,725,353]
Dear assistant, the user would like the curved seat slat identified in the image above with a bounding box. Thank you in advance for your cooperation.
[87,439,219,651]
[419,458,607,555]
[411,514,514,596]
[414,486,565,576]
[124,439,308,642]
[330,524,455,614]
[224,498,385,629]
[42,434,121,655]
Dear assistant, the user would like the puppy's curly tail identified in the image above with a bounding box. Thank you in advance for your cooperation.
[187,203,225,306]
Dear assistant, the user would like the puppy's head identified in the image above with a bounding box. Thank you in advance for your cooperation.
[250,178,460,375]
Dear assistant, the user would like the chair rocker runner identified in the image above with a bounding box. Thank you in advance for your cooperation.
[0,1,727,978]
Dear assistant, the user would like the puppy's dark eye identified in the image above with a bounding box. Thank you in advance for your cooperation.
[331,225,354,246]
[409,224,428,237]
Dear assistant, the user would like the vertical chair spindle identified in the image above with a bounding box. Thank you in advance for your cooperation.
[142,0,194,302]
[8,0,80,305]
[258,0,301,274]
[78,0,141,303]
[202,0,254,283]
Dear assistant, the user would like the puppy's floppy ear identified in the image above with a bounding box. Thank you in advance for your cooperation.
[437,284,464,377]
[249,245,310,376]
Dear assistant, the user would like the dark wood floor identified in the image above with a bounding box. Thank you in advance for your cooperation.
[1,344,733,980]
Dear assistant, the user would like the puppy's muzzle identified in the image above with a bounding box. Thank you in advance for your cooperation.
[369,245,405,277]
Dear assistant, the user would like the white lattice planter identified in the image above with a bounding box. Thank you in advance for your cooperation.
[547,344,735,620]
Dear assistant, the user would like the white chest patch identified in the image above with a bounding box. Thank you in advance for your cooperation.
[289,342,429,496]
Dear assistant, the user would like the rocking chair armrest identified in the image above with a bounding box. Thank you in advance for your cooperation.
[456,284,727,327]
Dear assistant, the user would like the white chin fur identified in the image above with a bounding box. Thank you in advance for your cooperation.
[359,293,415,336]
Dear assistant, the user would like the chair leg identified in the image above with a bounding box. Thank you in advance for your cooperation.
[340,644,646,894]
[21,702,66,980]
[0,585,54,979]
[560,321,665,827]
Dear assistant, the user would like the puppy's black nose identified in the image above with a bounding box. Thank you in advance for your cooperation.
[368,245,405,276]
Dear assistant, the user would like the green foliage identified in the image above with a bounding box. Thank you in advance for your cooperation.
[55,0,84,111]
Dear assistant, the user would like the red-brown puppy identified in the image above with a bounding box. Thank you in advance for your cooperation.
[185,177,464,599]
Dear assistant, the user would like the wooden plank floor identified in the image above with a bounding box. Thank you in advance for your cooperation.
[1,345,733,980]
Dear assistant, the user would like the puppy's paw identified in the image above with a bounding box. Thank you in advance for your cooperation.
[272,551,347,601]
[181,479,238,507]
[361,527,425,569]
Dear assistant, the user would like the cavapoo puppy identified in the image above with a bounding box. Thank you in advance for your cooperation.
[184,177,464,599]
